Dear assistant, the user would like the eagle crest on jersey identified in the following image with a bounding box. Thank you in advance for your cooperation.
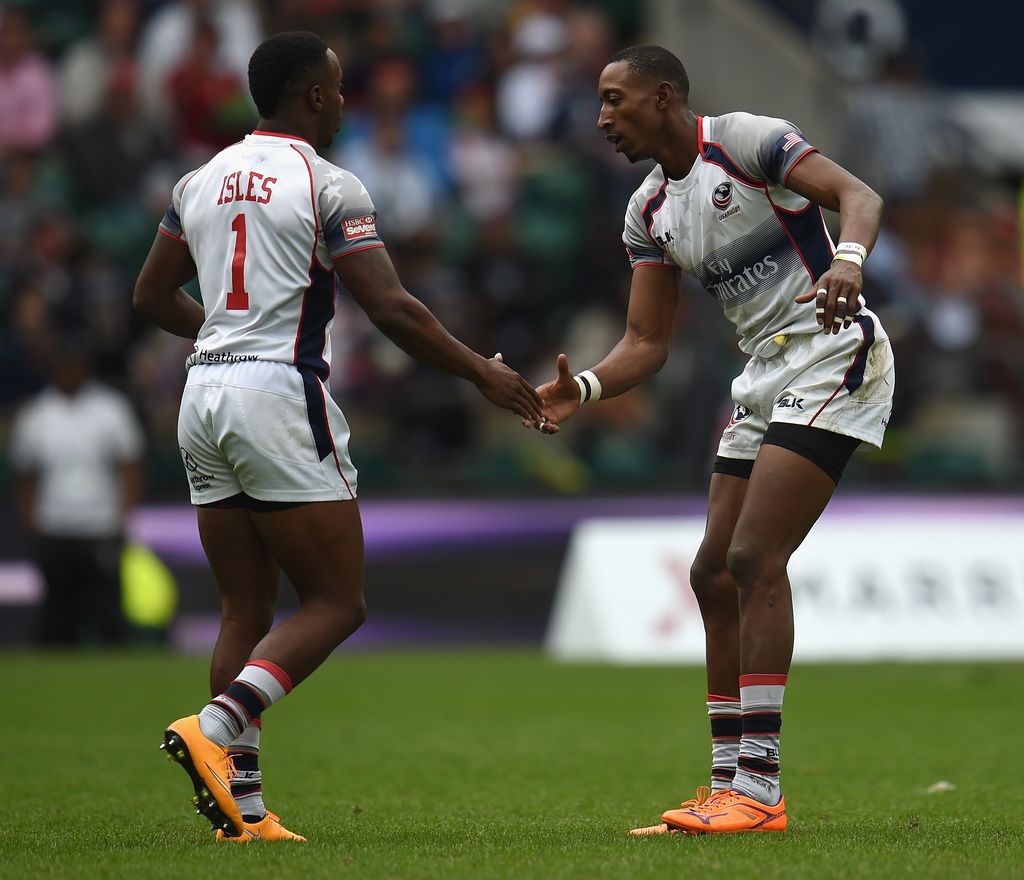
[622,112,843,357]
[159,132,384,381]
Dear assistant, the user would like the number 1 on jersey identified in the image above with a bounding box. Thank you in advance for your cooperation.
[228,213,250,310]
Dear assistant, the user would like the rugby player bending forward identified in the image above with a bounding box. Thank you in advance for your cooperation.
[134,31,543,842]
[530,45,894,835]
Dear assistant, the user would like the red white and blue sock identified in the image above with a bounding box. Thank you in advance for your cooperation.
[707,694,742,792]
[198,660,292,748]
[228,719,266,822]
[732,673,787,806]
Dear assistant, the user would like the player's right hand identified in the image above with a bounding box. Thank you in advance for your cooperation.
[522,353,580,435]
[475,353,546,425]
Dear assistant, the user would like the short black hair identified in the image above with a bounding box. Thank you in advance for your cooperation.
[607,44,689,99]
[248,31,330,118]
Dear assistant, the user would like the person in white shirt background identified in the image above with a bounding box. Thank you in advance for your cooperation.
[10,338,144,645]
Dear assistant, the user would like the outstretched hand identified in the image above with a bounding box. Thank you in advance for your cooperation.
[522,353,581,435]
[475,352,546,424]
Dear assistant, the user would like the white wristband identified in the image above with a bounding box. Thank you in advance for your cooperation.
[574,369,602,404]
[835,241,868,261]
[832,252,863,268]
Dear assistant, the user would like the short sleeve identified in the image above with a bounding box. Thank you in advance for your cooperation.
[158,169,198,243]
[105,394,144,461]
[713,114,819,186]
[622,189,678,270]
[756,123,818,185]
[318,165,385,259]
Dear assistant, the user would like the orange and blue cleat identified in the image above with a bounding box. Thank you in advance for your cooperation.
[160,715,243,838]
[215,811,306,842]
[662,788,787,834]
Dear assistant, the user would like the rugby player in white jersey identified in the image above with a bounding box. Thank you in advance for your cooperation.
[134,31,544,842]
[529,45,894,834]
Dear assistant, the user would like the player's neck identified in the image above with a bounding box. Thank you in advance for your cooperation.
[656,109,700,181]
[254,117,317,147]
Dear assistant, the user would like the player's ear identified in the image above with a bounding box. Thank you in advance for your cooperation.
[308,83,324,112]
[655,82,673,111]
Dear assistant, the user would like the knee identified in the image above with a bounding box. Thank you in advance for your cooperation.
[221,602,275,638]
[322,594,367,644]
[689,555,734,609]
[725,542,785,592]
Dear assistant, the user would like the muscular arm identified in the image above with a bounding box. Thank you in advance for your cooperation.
[786,151,883,253]
[787,152,883,332]
[532,265,680,430]
[334,246,489,382]
[589,265,681,398]
[133,233,204,339]
[334,246,543,421]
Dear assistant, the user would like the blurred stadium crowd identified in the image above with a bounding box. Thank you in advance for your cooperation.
[1,0,1022,498]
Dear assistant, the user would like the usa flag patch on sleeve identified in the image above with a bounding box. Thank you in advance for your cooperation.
[778,131,805,153]
[342,215,378,240]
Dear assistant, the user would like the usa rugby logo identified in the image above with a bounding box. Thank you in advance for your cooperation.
[712,182,732,210]
[729,404,751,425]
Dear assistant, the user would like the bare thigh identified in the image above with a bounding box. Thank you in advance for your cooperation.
[249,500,364,608]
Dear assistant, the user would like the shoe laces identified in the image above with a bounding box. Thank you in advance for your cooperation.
[225,753,238,782]
[677,785,712,809]
[691,789,741,814]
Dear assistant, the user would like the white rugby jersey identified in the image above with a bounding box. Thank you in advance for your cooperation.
[624,113,876,356]
[159,131,384,380]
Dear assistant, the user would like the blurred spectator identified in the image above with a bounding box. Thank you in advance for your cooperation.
[496,7,569,141]
[63,60,169,207]
[0,152,40,263]
[422,0,488,104]
[10,340,143,644]
[58,0,140,126]
[137,0,262,123]
[449,85,520,221]
[164,16,252,159]
[844,51,969,203]
[0,7,58,153]
[342,111,442,244]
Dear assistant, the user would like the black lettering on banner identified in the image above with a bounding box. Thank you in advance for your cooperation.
[968,563,1015,609]
[852,571,891,611]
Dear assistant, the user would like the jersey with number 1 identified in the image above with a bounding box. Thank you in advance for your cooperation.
[159,130,383,381]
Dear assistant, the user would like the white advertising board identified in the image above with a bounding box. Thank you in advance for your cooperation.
[546,514,1024,663]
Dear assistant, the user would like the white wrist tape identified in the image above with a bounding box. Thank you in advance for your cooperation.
[573,369,602,404]
[835,241,867,261]
[832,252,863,268]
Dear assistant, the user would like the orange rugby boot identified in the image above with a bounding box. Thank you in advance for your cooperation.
[216,811,306,842]
[160,715,243,838]
[628,786,719,836]
[662,788,787,834]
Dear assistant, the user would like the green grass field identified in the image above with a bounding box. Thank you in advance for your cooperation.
[1,651,1021,879]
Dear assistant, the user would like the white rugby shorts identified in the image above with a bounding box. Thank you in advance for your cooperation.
[177,361,358,505]
[717,311,894,461]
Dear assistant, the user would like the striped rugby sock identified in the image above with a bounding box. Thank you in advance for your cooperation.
[732,673,787,806]
[707,694,741,792]
[229,719,266,822]
[198,660,293,747]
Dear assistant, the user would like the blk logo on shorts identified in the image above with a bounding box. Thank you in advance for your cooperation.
[712,182,733,210]
[180,447,199,471]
